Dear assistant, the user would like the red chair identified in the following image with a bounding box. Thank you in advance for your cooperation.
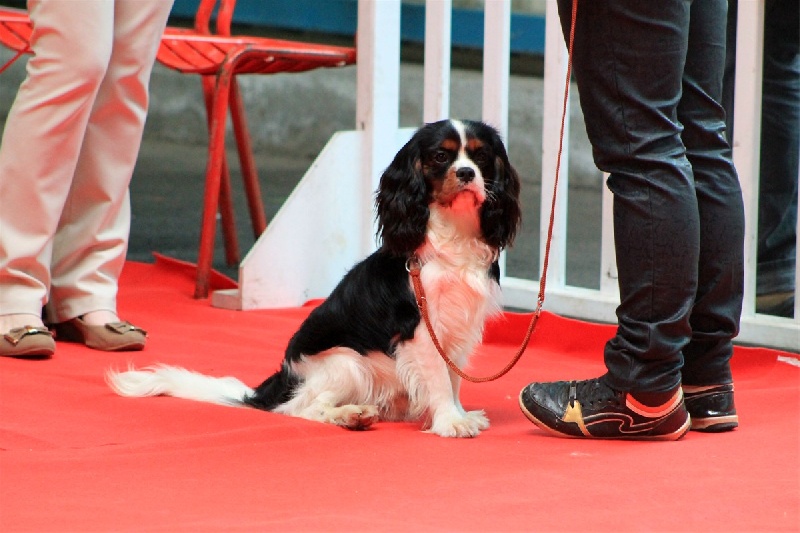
[0,2,356,298]
[159,0,356,298]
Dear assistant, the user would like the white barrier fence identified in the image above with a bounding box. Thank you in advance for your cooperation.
[214,0,798,352]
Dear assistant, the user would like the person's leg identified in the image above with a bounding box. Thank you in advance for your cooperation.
[679,0,744,386]
[520,0,696,440]
[0,0,114,350]
[755,0,799,314]
[721,0,738,137]
[48,0,172,325]
[678,0,744,432]
[566,0,699,393]
[722,0,799,317]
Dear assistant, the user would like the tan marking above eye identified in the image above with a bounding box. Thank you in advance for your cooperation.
[440,139,459,151]
[466,138,484,152]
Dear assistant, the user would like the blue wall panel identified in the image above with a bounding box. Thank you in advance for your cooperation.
[171,0,545,55]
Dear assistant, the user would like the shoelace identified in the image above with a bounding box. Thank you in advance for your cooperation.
[570,378,620,408]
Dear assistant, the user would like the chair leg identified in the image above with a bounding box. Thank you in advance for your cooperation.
[196,72,234,298]
[229,77,267,237]
[218,156,240,266]
[202,77,240,270]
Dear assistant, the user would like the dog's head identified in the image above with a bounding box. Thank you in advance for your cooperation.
[376,119,521,256]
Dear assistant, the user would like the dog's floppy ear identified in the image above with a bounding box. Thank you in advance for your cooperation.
[375,134,430,256]
[480,149,522,250]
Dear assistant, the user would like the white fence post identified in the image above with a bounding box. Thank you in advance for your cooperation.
[482,0,512,277]
[732,0,765,319]
[356,0,403,254]
[481,0,511,138]
[423,0,452,122]
[537,0,569,295]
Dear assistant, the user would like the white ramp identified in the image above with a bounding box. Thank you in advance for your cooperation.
[212,128,414,310]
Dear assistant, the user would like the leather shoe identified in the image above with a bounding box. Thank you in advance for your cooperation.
[683,383,738,432]
[1,326,55,358]
[54,317,147,351]
[519,375,690,441]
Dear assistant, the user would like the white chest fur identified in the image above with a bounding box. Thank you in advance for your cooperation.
[414,204,503,361]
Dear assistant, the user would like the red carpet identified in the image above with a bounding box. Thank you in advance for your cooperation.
[1,257,798,532]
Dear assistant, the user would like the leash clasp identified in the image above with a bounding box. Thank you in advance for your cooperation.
[405,255,422,273]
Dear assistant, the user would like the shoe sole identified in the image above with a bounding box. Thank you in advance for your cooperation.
[0,348,54,359]
[518,391,691,441]
[54,320,145,352]
[690,415,739,432]
[1,339,55,359]
[683,384,738,432]
[58,337,145,351]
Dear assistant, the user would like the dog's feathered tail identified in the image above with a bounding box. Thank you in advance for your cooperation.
[106,365,254,407]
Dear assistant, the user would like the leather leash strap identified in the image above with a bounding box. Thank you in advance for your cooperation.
[409,0,578,384]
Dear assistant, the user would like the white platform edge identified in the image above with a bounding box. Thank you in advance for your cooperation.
[211,128,415,311]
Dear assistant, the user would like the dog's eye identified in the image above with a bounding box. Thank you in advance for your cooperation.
[472,150,490,165]
[432,150,449,164]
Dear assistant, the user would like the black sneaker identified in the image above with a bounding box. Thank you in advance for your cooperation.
[519,376,690,441]
[682,383,738,432]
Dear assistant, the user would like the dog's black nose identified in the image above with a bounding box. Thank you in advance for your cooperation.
[456,167,475,182]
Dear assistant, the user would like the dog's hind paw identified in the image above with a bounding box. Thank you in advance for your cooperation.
[428,409,490,438]
[330,404,380,430]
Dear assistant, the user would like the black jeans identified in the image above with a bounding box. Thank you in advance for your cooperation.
[723,0,799,298]
[556,0,745,391]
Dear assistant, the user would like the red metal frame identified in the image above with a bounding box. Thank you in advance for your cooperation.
[0,7,31,74]
[160,0,355,298]
[0,1,356,299]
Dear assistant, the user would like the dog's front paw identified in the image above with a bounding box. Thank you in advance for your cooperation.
[465,409,490,430]
[428,409,490,438]
[331,404,380,430]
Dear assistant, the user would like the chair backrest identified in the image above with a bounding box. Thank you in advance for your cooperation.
[194,0,236,36]
[0,7,33,73]
[0,7,32,53]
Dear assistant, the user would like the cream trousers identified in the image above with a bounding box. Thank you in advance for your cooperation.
[0,0,172,322]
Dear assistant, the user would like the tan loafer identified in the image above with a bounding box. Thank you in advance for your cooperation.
[1,326,55,358]
[55,317,147,351]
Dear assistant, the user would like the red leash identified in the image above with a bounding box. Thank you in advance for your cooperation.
[409,0,578,383]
